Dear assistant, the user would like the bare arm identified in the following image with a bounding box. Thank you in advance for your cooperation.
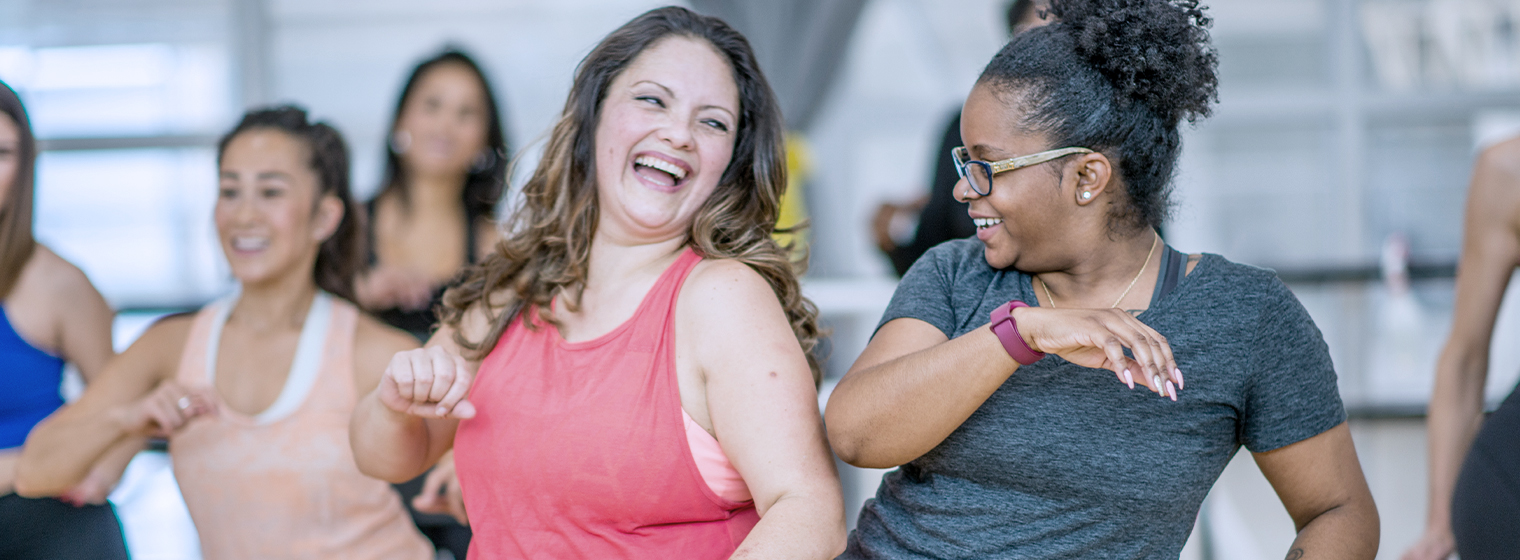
[1403,140,1520,560]
[826,307,1180,469]
[44,247,115,382]
[1254,423,1380,559]
[15,316,211,496]
[350,309,486,483]
[678,261,846,559]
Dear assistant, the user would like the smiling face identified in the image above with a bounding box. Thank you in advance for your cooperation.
[0,112,18,213]
[958,84,1081,270]
[592,35,739,244]
[395,61,491,180]
[215,129,342,288]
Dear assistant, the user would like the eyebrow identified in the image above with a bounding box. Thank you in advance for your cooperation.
[218,170,295,182]
[970,144,1014,160]
[633,79,737,121]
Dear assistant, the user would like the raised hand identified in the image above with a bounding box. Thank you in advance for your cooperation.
[1013,307,1184,398]
[379,346,477,419]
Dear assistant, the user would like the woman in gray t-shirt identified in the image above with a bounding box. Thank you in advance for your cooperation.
[823,1,1379,559]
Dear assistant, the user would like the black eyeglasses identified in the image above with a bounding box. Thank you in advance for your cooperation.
[951,146,1093,196]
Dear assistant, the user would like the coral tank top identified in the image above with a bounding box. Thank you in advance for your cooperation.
[454,248,759,559]
[169,293,432,560]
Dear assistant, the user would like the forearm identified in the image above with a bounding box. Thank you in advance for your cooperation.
[826,327,1015,468]
[350,391,437,482]
[731,492,847,560]
[0,449,17,495]
[15,405,137,496]
[1422,351,1488,530]
[1285,499,1380,560]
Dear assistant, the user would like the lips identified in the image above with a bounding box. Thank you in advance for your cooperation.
[971,215,1003,241]
[230,236,269,253]
[633,153,691,189]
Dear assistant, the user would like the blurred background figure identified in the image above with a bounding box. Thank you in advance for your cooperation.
[16,106,434,560]
[357,49,509,559]
[1402,137,1520,560]
[870,0,1049,276]
[0,77,128,560]
[357,49,507,341]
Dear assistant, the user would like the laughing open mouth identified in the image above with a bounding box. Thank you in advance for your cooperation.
[634,155,689,187]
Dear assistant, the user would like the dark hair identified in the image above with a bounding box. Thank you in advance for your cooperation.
[1006,0,1039,32]
[0,79,36,299]
[217,105,363,303]
[979,0,1218,232]
[441,6,823,382]
[378,49,509,227]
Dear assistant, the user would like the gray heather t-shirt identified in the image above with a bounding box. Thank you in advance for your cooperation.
[840,238,1345,560]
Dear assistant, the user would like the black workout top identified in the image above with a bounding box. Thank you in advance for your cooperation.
[365,199,480,342]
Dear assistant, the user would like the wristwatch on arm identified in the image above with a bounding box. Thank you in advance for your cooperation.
[989,301,1045,365]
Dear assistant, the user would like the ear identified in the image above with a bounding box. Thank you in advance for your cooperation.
[1068,152,1113,207]
[312,194,345,243]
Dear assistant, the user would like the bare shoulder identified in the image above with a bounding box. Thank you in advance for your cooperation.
[353,312,421,358]
[352,312,420,393]
[19,245,99,301]
[684,258,777,299]
[1474,138,1520,209]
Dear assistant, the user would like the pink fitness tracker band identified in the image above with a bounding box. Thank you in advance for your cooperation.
[989,301,1045,365]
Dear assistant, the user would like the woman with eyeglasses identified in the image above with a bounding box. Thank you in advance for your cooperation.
[16,106,433,560]
[0,79,130,560]
[824,1,1379,558]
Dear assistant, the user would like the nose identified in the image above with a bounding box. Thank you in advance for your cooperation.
[659,115,696,151]
[953,176,981,203]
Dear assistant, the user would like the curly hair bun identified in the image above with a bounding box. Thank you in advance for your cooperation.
[1050,0,1219,126]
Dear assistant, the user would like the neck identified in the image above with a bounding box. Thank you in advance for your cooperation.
[399,172,468,214]
[1035,228,1159,309]
[232,272,320,331]
[582,226,688,298]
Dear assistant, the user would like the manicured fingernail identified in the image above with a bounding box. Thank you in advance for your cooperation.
[1152,374,1163,395]
[1175,368,1184,390]
[1167,381,1177,401]
[436,406,449,416]
[1123,369,1134,389]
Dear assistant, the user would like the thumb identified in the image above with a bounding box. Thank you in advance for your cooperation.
[450,400,477,419]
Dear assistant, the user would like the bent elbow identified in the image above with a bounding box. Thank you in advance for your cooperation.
[13,462,67,499]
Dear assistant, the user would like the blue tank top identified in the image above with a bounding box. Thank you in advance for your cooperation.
[0,305,66,449]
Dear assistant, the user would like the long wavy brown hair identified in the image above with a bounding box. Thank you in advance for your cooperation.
[440,6,822,382]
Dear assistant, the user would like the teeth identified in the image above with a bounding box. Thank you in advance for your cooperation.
[232,236,269,251]
[634,155,688,181]
[973,217,1003,229]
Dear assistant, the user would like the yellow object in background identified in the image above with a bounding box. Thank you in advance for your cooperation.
[776,132,810,259]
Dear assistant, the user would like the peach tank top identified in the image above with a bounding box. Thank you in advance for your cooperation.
[169,292,432,560]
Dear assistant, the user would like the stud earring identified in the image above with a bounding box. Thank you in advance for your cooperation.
[1080,191,1092,200]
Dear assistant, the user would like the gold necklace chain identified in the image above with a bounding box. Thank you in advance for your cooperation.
[1038,232,1159,309]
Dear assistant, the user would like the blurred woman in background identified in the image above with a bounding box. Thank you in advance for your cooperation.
[16,106,433,560]
[357,49,509,557]
[0,78,131,560]
[358,49,508,340]
[350,7,845,558]
[825,1,1378,558]
[1404,138,1520,560]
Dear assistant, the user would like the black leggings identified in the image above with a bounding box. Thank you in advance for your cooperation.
[0,493,129,559]
[1451,384,1520,560]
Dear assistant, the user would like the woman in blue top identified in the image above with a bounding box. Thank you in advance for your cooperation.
[0,80,132,558]
[824,1,1380,558]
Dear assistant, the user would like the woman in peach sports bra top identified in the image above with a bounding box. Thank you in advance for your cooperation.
[350,7,845,559]
[17,107,432,560]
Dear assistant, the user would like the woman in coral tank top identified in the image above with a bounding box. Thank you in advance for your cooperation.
[350,7,846,559]
[17,106,433,560]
